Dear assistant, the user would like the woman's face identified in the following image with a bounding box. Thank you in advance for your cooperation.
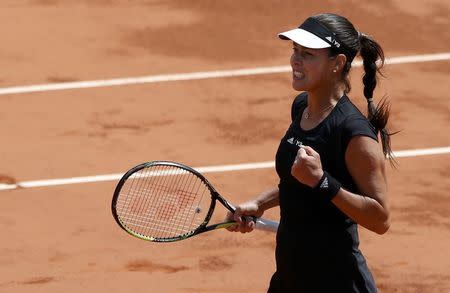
[290,42,335,92]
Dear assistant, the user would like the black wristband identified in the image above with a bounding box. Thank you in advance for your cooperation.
[313,171,341,201]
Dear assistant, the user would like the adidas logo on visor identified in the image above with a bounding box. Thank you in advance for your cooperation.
[325,36,340,48]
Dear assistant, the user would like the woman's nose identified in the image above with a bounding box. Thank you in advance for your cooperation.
[291,54,303,65]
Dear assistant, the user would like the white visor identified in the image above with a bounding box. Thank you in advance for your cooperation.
[278,28,331,49]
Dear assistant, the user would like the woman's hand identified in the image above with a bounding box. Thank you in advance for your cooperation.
[225,200,264,233]
[291,145,324,187]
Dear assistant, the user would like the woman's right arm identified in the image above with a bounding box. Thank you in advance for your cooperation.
[227,186,279,233]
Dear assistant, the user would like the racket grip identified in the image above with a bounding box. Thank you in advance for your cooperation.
[254,218,279,232]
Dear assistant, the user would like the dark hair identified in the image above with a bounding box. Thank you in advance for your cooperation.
[312,13,396,165]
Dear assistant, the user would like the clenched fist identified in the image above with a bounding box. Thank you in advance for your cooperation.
[291,145,324,187]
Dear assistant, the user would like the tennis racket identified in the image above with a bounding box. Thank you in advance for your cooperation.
[111,161,279,242]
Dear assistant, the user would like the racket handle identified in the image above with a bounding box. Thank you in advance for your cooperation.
[254,218,279,232]
[228,203,279,232]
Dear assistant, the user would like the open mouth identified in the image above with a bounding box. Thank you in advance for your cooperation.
[293,71,304,79]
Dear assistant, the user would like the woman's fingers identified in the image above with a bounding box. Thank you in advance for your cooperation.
[225,206,257,233]
[227,219,254,233]
[291,145,324,187]
[293,146,306,166]
[233,206,244,224]
[297,146,307,158]
[302,145,320,159]
[237,217,255,233]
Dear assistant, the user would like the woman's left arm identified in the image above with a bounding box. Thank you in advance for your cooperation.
[332,135,390,234]
[291,136,390,234]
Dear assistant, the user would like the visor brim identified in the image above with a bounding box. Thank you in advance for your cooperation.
[278,28,331,49]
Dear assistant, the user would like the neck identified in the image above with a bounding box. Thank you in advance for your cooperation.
[306,83,345,115]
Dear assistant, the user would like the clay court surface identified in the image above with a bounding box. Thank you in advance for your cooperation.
[0,1,449,292]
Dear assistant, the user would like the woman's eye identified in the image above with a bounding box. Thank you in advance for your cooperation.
[291,48,313,59]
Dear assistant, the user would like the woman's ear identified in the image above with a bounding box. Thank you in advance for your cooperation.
[334,54,347,72]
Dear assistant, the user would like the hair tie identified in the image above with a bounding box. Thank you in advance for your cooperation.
[367,98,374,103]
[358,31,363,39]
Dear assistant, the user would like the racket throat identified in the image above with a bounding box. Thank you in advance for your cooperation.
[213,191,235,213]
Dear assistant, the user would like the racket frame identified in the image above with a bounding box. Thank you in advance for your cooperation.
[112,161,237,243]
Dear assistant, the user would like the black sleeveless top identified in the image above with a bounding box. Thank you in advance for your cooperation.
[268,92,378,292]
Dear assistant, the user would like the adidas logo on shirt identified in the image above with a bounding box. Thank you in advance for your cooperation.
[287,137,303,147]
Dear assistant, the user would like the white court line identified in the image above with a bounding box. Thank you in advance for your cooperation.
[0,53,449,95]
[0,146,449,191]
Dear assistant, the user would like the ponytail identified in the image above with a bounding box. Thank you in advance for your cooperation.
[313,13,397,165]
[359,33,397,165]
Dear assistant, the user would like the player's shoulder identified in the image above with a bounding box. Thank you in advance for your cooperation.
[334,96,378,140]
[334,96,368,124]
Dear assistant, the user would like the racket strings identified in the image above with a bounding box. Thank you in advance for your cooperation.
[115,164,211,239]
[116,187,205,233]
[118,183,199,215]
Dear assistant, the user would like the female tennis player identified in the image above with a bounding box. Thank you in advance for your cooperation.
[226,13,393,292]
